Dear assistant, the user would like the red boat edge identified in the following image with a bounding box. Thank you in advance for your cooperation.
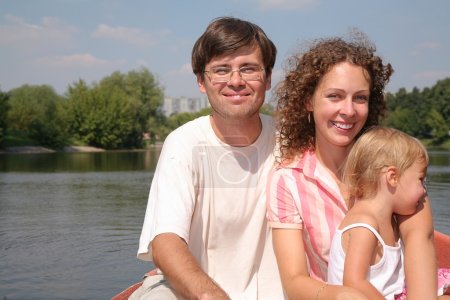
[112,231,450,300]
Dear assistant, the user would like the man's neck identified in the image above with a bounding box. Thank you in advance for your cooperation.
[209,113,262,147]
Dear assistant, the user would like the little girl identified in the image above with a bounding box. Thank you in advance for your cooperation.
[327,126,450,299]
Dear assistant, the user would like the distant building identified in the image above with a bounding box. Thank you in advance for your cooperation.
[162,96,209,116]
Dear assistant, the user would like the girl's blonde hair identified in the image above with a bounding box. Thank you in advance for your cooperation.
[343,126,429,201]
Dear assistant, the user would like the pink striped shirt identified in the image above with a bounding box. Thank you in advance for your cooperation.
[267,150,348,281]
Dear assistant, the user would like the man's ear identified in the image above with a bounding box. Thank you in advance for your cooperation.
[197,75,207,93]
[265,72,272,91]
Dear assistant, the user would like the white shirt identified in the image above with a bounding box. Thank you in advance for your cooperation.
[137,114,285,299]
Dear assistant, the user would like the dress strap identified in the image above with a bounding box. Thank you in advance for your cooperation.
[340,223,386,246]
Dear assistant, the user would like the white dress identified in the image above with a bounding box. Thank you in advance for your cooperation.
[327,223,405,300]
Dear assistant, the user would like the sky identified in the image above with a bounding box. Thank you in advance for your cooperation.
[1,0,450,102]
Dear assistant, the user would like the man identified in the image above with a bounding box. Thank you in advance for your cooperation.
[131,16,284,299]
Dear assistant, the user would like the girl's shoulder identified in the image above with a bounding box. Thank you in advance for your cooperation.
[339,207,379,231]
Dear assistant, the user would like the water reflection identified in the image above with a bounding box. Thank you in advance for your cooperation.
[0,149,161,172]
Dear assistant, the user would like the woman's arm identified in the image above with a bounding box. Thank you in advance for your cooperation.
[272,228,369,300]
[397,195,437,300]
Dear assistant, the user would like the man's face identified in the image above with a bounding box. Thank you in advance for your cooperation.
[197,45,271,121]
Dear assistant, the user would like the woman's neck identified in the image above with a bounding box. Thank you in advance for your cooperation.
[315,143,350,180]
[314,142,352,206]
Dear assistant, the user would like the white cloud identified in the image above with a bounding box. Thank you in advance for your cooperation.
[256,0,318,11]
[91,24,169,47]
[36,54,124,68]
[420,42,441,49]
[411,41,442,56]
[135,59,149,67]
[0,14,77,45]
[167,63,193,76]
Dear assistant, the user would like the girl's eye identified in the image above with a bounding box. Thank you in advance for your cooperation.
[421,177,427,188]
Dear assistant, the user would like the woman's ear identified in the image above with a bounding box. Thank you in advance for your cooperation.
[305,97,313,112]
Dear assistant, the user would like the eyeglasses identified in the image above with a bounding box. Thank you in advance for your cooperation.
[204,65,265,84]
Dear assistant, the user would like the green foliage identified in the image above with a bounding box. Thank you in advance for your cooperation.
[2,130,38,147]
[155,107,212,140]
[0,89,9,147]
[64,68,164,149]
[384,107,421,136]
[7,84,69,148]
[260,103,275,115]
[426,109,449,145]
[384,78,450,144]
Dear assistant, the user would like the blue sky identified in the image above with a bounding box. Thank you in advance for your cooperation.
[1,0,449,101]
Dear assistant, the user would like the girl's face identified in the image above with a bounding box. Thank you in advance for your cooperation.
[394,161,428,215]
[308,62,370,152]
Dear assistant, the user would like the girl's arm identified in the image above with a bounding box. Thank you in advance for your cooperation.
[397,196,437,300]
[272,228,369,300]
[342,226,385,300]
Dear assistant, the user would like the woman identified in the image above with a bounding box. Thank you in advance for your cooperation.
[267,32,439,299]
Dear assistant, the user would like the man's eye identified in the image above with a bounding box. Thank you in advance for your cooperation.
[213,68,230,75]
[240,66,258,74]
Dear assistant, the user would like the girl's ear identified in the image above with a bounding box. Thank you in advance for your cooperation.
[386,166,398,187]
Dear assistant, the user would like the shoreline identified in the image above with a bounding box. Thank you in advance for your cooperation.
[0,143,163,154]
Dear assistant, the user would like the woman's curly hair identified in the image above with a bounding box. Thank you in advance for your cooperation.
[274,30,394,163]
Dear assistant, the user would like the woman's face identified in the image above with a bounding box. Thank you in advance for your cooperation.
[308,61,370,152]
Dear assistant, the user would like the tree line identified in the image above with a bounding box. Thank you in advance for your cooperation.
[0,67,198,149]
[0,67,449,150]
[384,78,450,145]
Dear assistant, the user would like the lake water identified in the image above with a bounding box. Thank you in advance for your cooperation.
[0,149,449,300]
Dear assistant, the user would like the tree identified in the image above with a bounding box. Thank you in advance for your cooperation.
[65,68,164,149]
[7,84,69,148]
[0,89,9,147]
[426,109,449,145]
[426,78,450,128]
[385,78,450,142]
[384,107,421,137]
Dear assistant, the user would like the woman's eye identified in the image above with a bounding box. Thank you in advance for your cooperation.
[355,95,369,102]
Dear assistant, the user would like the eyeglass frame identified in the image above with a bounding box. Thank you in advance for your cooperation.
[203,65,266,84]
